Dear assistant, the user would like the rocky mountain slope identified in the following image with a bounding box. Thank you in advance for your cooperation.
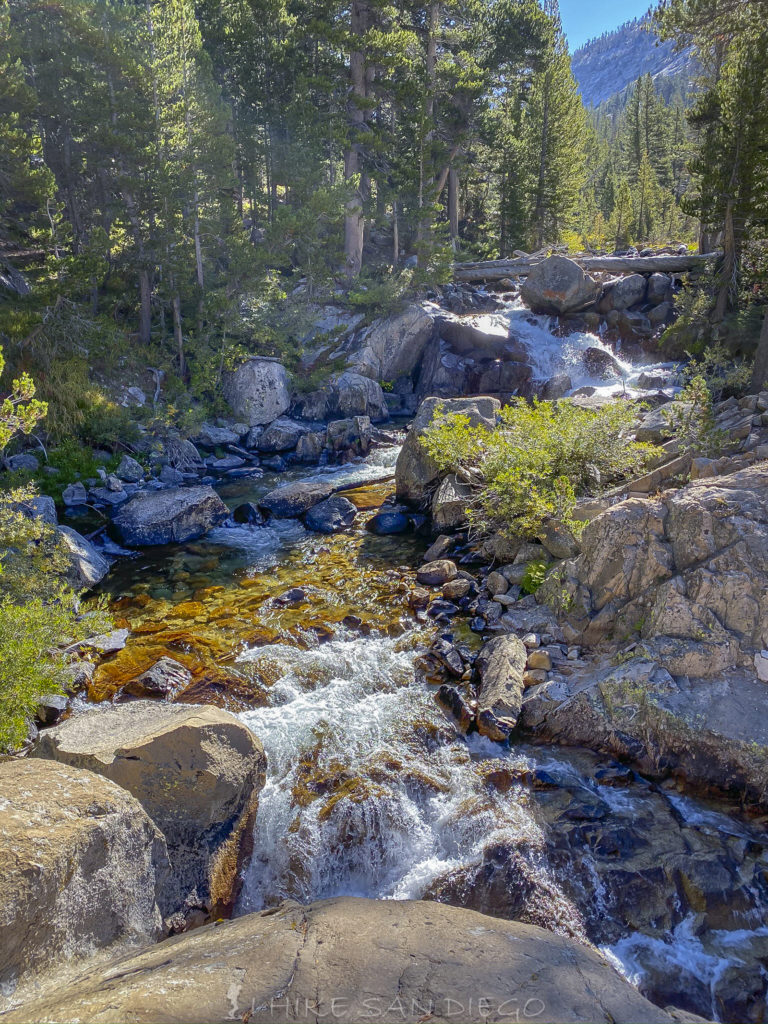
[572,17,694,108]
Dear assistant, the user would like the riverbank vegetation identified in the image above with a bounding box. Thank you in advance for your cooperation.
[419,399,661,540]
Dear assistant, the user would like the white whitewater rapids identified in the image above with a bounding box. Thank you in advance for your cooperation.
[475,297,677,397]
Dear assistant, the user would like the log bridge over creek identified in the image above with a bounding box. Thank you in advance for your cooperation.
[453,252,719,283]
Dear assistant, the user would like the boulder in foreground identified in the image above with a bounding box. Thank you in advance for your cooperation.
[0,760,168,1001]
[34,701,266,925]
[111,486,228,546]
[3,897,679,1024]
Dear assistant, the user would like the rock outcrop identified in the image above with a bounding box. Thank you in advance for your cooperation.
[395,396,499,503]
[111,486,229,547]
[294,372,387,421]
[345,303,435,381]
[531,463,768,801]
[34,702,266,924]
[521,255,601,315]
[0,760,168,1000]
[3,897,678,1024]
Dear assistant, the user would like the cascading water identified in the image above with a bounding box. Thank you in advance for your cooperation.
[465,297,679,397]
[85,311,764,1022]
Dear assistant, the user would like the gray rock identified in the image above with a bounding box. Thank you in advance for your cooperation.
[294,431,325,462]
[366,510,410,534]
[416,559,457,586]
[329,372,387,420]
[116,454,145,482]
[258,417,309,453]
[259,480,335,518]
[159,465,185,485]
[635,402,680,443]
[345,303,435,381]
[0,760,168,1000]
[2,898,676,1024]
[521,255,601,315]
[57,525,110,588]
[608,273,647,310]
[431,473,471,532]
[647,272,673,305]
[476,634,527,740]
[541,373,572,400]
[62,482,88,505]
[14,494,57,525]
[326,415,371,454]
[395,396,499,503]
[194,423,241,447]
[124,657,192,699]
[304,495,357,534]
[233,502,264,525]
[222,357,291,427]
[6,453,39,472]
[89,486,130,506]
[582,346,624,380]
[35,693,68,725]
[112,486,229,547]
[33,701,266,923]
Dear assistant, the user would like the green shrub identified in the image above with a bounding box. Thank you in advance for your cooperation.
[420,398,660,541]
[0,489,111,751]
[662,374,728,455]
[521,559,549,595]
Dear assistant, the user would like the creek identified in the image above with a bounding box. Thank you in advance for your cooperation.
[78,309,767,1024]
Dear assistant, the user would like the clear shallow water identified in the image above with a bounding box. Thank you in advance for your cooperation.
[86,356,762,1020]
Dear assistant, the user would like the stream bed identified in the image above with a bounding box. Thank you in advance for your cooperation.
[79,307,767,1023]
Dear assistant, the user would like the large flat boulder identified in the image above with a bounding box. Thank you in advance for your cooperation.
[222,357,291,426]
[0,760,168,1002]
[521,255,601,315]
[533,463,768,801]
[345,303,435,381]
[34,702,266,925]
[259,479,336,518]
[395,395,499,503]
[3,897,677,1024]
[111,486,228,547]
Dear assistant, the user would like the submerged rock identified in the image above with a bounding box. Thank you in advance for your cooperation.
[123,657,192,700]
[3,897,679,1024]
[34,701,266,925]
[112,486,229,546]
[0,760,168,1000]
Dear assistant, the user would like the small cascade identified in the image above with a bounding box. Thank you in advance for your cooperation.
[473,298,678,397]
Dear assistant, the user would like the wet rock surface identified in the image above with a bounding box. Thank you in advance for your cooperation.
[112,486,229,546]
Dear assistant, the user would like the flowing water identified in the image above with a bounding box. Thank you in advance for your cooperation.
[85,315,767,1023]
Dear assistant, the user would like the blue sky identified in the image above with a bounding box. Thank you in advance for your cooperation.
[559,0,652,50]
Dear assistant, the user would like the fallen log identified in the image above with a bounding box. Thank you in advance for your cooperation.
[453,252,719,283]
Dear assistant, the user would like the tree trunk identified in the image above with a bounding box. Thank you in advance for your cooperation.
[392,201,399,267]
[138,269,152,345]
[343,0,369,278]
[448,168,459,245]
[751,309,768,393]
[172,293,185,379]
